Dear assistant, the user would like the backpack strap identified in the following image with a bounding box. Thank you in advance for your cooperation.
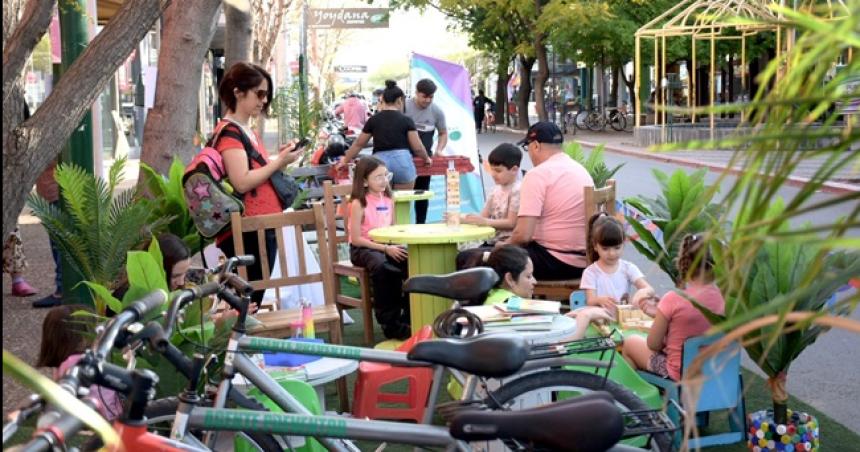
[218,121,265,198]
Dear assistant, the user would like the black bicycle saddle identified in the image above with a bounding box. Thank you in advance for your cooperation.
[407,333,527,378]
[449,391,624,451]
[404,267,498,301]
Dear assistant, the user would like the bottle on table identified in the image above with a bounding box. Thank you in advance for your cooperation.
[446,159,460,229]
[300,297,315,339]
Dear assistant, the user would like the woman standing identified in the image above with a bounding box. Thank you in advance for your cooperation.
[215,62,304,305]
[336,80,432,190]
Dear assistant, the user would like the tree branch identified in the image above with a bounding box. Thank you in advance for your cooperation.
[2,0,56,104]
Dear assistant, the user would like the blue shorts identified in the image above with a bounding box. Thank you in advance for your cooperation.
[374,149,417,184]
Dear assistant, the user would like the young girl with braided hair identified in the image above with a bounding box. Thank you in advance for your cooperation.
[621,233,726,380]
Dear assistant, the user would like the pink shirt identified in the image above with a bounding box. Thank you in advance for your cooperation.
[335,97,369,131]
[657,283,726,381]
[56,354,124,420]
[518,152,594,267]
[349,193,394,243]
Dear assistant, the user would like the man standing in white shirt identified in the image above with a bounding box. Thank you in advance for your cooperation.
[403,79,447,224]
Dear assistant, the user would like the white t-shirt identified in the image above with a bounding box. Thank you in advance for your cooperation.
[580,260,644,303]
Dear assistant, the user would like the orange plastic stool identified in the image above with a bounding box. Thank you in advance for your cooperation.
[352,325,434,423]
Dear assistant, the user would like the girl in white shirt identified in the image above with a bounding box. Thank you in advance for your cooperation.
[580,213,654,319]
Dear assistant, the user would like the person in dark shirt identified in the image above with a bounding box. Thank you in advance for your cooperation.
[337,80,432,190]
[473,89,495,134]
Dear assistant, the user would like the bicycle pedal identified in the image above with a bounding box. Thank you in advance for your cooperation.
[622,409,677,436]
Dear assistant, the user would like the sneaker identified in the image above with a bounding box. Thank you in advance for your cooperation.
[32,294,62,308]
[11,281,38,297]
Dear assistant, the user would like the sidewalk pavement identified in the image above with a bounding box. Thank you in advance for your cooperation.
[497,123,859,194]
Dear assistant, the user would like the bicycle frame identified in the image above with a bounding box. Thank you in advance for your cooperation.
[170,330,613,451]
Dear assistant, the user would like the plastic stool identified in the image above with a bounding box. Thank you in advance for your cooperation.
[352,325,434,423]
[235,379,325,452]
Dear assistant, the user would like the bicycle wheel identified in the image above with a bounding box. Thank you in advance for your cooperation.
[575,110,589,130]
[610,113,626,131]
[144,394,284,452]
[483,370,672,451]
[585,112,604,131]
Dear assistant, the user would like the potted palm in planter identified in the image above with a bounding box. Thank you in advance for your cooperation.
[652,2,860,449]
[563,142,624,189]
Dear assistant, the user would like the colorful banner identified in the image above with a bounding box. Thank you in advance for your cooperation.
[410,53,483,222]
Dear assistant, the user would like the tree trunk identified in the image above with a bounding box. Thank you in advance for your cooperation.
[224,1,252,70]
[139,0,221,179]
[610,65,620,106]
[621,65,636,112]
[517,55,535,130]
[767,373,789,425]
[2,0,27,48]
[533,47,548,121]
[494,52,509,129]
[2,0,169,242]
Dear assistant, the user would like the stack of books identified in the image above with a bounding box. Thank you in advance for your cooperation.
[463,298,561,332]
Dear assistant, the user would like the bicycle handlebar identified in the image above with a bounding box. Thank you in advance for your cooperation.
[94,289,167,360]
[163,281,221,338]
[21,398,99,452]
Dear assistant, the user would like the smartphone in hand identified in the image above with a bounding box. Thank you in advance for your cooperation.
[295,137,311,150]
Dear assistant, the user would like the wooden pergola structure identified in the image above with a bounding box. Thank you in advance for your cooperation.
[634,0,850,137]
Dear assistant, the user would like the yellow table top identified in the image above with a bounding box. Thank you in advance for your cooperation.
[393,190,435,202]
[369,223,495,245]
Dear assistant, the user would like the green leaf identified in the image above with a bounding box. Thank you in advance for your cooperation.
[126,250,168,293]
[80,281,122,316]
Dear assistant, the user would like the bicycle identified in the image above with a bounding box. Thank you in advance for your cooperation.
[8,267,675,451]
[584,106,628,132]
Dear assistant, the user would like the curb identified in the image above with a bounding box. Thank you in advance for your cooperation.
[495,124,858,195]
[574,139,859,195]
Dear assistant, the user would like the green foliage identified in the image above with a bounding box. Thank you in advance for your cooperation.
[271,80,324,148]
[138,157,200,252]
[27,158,164,315]
[563,142,624,189]
[623,168,721,285]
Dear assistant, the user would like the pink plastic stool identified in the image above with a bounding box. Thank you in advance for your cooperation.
[351,325,434,423]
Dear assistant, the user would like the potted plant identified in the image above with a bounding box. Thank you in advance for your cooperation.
[623,168,722,286]
[655,2,860,450]
[563,142,624,189]
[138,157,201,252]
[27,157,166,315]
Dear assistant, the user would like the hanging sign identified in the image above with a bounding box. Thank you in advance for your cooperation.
[308,8,390,29]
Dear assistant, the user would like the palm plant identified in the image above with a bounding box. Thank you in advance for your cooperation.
[27,157,165,315]
[656,0,860,429]
[624,168,722,285]
[138,157,201,252]
[563,142,624,188]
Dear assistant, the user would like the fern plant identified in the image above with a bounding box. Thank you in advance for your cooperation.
[27,157,165,315]
[563,142,624,189]
[623,168,722,285]
[138,157,201,252]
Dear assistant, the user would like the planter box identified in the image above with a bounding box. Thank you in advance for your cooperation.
[747,409,819,451]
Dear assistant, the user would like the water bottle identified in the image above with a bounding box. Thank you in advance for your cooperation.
[446,160,460,228]
[300,297,315,339]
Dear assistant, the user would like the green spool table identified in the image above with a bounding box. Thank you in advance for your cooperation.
[369,223,495,334]
[392,189,434,224]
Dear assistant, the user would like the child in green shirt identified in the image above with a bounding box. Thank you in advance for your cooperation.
[485,245,536,305]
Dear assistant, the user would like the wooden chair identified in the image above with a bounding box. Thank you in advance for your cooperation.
[638,335,746,449]
[531,179,617,301]
[229,203,348,411]
[322,180,375,346]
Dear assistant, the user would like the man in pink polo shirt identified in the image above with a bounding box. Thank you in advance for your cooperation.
[334,92,369,134]
[505,121,594,280]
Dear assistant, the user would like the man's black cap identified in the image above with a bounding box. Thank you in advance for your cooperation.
[516,121,564,146]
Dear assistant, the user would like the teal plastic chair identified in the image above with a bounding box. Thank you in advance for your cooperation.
[638,335,746,449]
[569,290,587,309]
[235,379,325,452]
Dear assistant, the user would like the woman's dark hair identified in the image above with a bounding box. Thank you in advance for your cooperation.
[382,80,405,104]
[350,156,392,207]
[156,233,191,281]
[586,212,625,264]
[219,62,273,115]
[487,143,523,169]
[36,304,94,368]
[415,79,437,95]
[675,233,715,284]
[487,245,530,288]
